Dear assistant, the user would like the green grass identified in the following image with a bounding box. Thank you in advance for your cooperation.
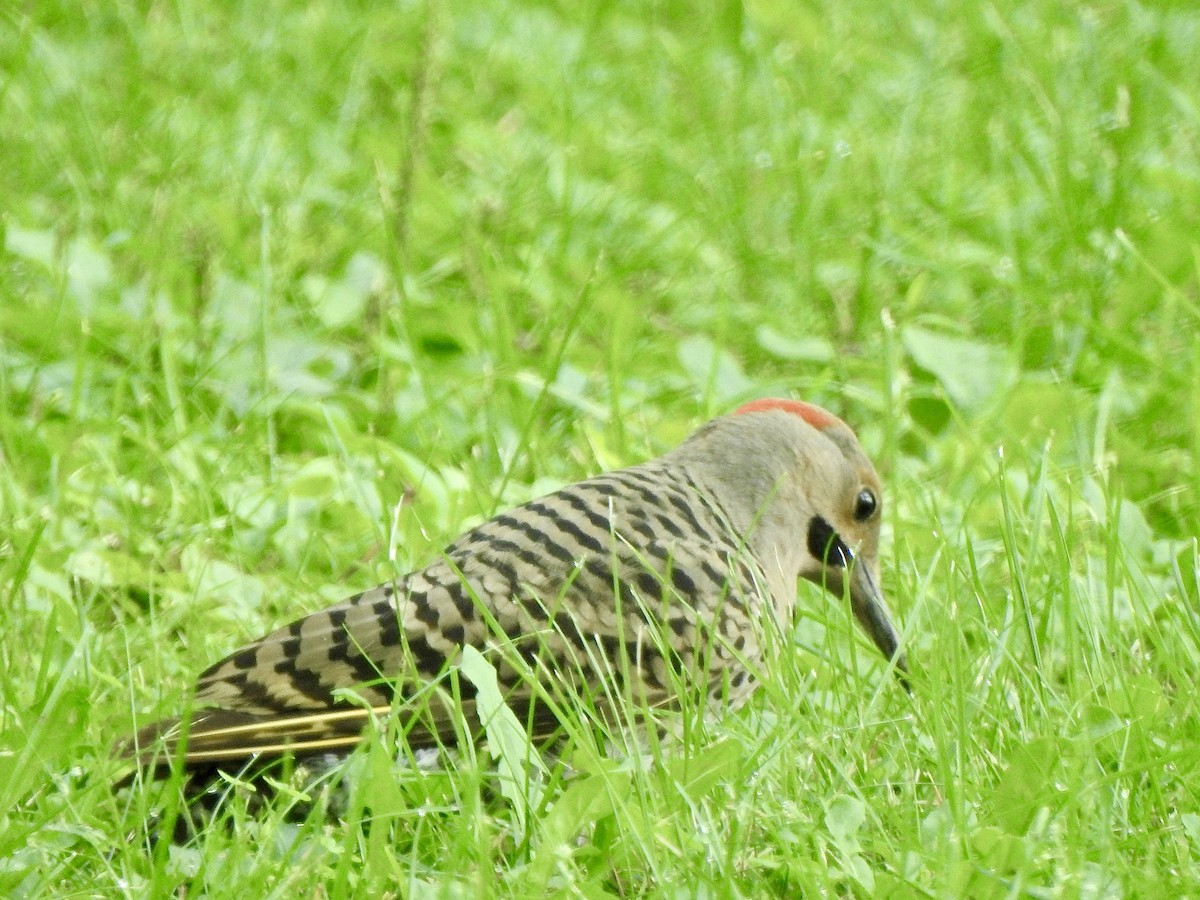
[3,0,1200,895]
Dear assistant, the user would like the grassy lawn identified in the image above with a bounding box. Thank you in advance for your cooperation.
[3,0,1199,895]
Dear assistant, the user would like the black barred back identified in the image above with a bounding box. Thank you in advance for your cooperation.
[131,460,771,768]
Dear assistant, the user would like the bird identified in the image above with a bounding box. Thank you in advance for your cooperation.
[123,397,907,777]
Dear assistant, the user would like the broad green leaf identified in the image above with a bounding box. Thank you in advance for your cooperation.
[64,548,157,590]
[677,335,755,405]
[902,326,1017,413]
[5,225,56,267]
[63,236,113,309]
[986,737,1064,835]
[971,825,1027,873]
[539,771,625,849]
[662,738,742,800]
[825,795,866,853]
[755,325,835,363]
[1181,813,1200,848]
[459,645,547,841]
[286,458,340,500]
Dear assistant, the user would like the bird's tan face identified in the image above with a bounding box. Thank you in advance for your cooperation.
[677,400,906,681]
[789,418,907,682]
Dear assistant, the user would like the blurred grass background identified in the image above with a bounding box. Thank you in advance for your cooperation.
[2,0,1198,895]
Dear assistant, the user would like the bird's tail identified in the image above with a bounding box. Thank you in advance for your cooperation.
[118,705,391,781]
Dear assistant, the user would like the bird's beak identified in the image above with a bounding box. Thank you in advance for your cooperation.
[847,559,909,690]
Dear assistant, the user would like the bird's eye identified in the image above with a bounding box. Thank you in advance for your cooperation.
[854,488,878,521]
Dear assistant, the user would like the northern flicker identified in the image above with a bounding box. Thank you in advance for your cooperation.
[124,398,906,775]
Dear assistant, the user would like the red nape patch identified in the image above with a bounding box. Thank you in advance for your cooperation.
[733,397,842,430]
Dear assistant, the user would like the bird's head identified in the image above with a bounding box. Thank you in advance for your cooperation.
[674,397,907,683]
